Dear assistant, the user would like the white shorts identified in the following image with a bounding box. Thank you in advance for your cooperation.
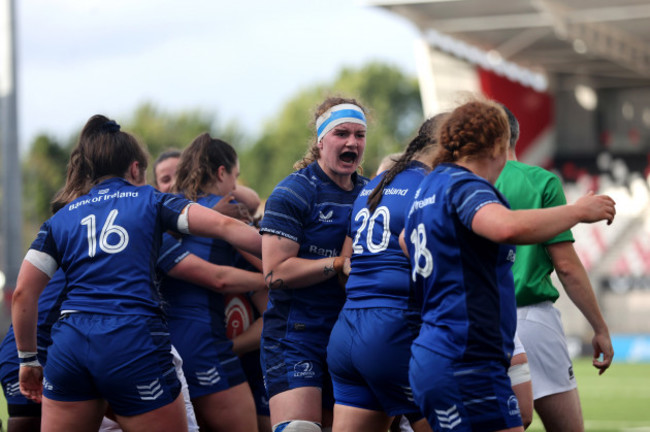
[171,345,199,432]
[517,301,577,400]
[513,330,525,357]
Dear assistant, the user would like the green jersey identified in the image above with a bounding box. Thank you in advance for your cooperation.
[495,160,574,306]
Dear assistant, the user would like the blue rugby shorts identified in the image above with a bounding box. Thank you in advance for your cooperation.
[44,313,181,416]
[327,307,423,419]
[409,344,523,432]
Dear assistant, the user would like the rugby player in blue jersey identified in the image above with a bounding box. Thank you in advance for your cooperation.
[11,115,262,432]
[153,147,261,221]
[259,97,369,432]
[326,114,446,432]
[402,99,615,432]
[160,133,263,432]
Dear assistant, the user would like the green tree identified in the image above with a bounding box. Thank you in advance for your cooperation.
[22,134,72,225]
[240,62,422,198]
[19,61,421,231]
[21,103,248,239]
[125,103,249,183]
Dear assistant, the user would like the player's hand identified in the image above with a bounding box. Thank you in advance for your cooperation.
[235,205,253,224]
[333,256,350,289]
[592,331,614,375]
[212,192,236,215]
[574,191,616,225]
[19,365,43,403]
[213,193,253,223]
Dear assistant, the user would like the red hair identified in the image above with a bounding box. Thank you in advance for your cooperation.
[432,100,509,167]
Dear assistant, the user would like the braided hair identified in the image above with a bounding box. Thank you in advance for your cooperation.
[432,100,509,168]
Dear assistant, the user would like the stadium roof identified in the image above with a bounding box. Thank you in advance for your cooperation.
[369,0,650,89]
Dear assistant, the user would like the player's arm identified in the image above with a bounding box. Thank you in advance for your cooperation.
[340,236,353,261]
[472,192,615,244]
[398,229,409,258]
[12,258,50,354]
[213,185,261,222]
[185,204,261,258]
[235,249,263,273]
[12,254,52,403]
[209,195,263,270]
[261,234,346,290]
[510,352,533,429]
[231,317,263,357]
[167,253,265,294]
[336,237,353,287]
[232,185,261,216]
[213,193,253,224]
[547,241,613,374]
[339,236,352,276]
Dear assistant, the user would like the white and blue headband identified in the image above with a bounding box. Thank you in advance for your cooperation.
[316,103,367,142]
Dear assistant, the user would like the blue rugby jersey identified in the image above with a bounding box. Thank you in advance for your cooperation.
[259,162,368,338]
[29,178,191,316]
[344,161,430,310]
[159,194,237,326]
[404,163,516,365]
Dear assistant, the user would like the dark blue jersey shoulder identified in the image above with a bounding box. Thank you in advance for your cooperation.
[159,193,235,326]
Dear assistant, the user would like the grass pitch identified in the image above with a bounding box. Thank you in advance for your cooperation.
[0,358,648,431]
[527,358,650,431]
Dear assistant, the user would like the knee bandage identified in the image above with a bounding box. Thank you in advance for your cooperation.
[508,362,531,386]
[272,420,322,432]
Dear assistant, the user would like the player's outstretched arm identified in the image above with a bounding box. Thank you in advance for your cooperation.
[167,253,265,294]
[472,192,616,245]
[186,204,261,257]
